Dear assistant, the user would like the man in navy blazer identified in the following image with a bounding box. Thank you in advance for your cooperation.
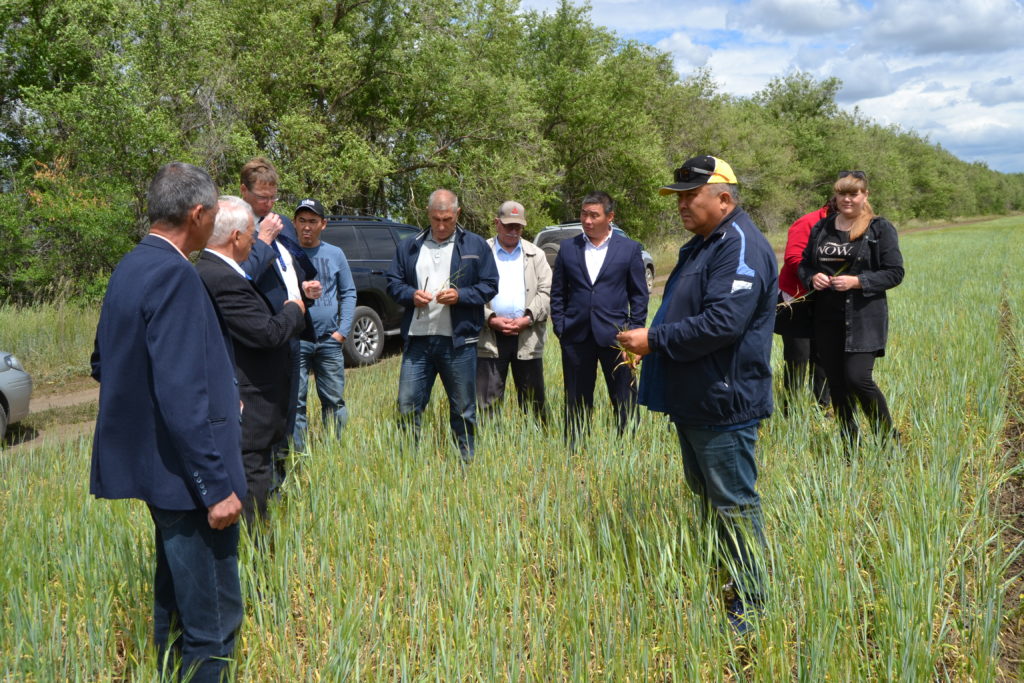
[91,163,245,681]
[550,191,649,439]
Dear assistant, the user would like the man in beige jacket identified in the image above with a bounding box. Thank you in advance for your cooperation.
[476,201,552,419]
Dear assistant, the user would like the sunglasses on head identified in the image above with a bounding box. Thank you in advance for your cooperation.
[674,165,727,183]
[837,170,866,180]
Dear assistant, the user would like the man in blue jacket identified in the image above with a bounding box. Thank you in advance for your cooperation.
[91,163,246,681]
[386,189,498,463]
[617,156,776,635]
[293,198,357,452]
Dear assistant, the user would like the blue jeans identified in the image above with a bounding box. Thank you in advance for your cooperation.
[397,335,477,461]
[674,423,767,602]
[293,337,349,452]
[149,507,242,683]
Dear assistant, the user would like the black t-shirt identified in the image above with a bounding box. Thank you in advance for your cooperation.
[812,224,861,320]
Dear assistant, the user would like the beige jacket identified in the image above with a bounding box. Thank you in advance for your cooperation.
[477,237,552,360]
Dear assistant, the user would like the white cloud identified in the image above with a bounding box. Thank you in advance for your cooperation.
[968,77,1024,107]
[655,32,713,69]
[866,0,1024,55]
[731,0,867,35]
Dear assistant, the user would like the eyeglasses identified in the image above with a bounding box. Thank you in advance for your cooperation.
[245,186,279,202]
[673,165,728,184]
[837,170,866,180]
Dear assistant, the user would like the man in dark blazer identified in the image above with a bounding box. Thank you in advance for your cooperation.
[90,163,245,682]
[550,191,649,440]
[237,158,320,481]
[196,196,307,525]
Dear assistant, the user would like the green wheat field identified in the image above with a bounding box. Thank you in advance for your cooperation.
[2,217,1023,680]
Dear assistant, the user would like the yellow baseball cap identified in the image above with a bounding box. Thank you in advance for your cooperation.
[659,156,738,195]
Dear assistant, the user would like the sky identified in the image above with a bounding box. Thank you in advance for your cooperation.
[519,0,1024,174]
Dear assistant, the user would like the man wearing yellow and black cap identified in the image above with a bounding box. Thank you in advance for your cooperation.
[617,155,777,635]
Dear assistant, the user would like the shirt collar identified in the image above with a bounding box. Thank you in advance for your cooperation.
[493,239,523,259]
[204,248,250,279]
[149,232,189,260]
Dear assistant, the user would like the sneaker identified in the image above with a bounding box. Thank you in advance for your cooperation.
[726,596,760,636]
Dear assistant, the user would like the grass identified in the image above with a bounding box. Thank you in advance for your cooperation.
[1,216,1022,679]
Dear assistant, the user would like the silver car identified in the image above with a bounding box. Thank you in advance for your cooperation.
[534,223,656,292]
[0,352,32,441]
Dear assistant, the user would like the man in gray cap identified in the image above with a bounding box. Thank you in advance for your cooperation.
[476,201,552,418]
[617,155,776,635]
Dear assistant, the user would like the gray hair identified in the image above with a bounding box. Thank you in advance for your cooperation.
[713,183,740,204]
[147,162,218,227]
[208,195,255,247]
[428,188,459,212]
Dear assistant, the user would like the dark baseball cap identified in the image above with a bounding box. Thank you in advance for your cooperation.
[659,156,738,195]
[294,198,325,218]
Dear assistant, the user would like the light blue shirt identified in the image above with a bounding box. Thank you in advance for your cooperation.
[489,241,526,318]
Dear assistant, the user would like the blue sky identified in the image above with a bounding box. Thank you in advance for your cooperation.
[520,0,1024,174]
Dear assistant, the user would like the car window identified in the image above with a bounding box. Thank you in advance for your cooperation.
[394,227,418,241]
[361,227,397,260]
[323,224,368,259]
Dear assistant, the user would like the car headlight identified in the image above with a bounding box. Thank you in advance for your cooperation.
[4,354,25,372]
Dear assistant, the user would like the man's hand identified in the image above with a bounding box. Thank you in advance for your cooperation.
[258,213,284,245]
[435,288,459,305]
[285,297,306,313]
[207,493,242,529]
[616,328,651,356]
[488,315,516,335]
[413,289,434,307]
[302,280,323,300]
[331,331,345,343]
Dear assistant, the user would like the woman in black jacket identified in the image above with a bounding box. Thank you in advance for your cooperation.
[799,171,904,445]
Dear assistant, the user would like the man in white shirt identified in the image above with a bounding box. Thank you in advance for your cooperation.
[476,201,552,419]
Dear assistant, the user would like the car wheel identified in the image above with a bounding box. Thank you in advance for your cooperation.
[646,266,655,293]
[344,306,384,366]
[0,404,7,442]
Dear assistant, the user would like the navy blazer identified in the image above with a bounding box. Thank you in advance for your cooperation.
[196,252,306,451]
[550,232,649,347]
[90,236,246,510]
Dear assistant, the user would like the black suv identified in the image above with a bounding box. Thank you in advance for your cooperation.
[319,216,420,366]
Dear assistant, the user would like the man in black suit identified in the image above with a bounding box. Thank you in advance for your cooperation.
[197,196,308,525]
[550,191,649,441]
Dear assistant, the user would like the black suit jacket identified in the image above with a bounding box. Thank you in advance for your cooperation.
[241,238,317,342]
[196,251,306,451]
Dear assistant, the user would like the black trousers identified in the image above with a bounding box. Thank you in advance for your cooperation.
[814,319,893,441]
[780,334,830,409]
[241,446,273,526]
[476,333,546,418]
[561,333,637,439]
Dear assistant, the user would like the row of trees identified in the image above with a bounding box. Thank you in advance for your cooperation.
[2,0,1022,302]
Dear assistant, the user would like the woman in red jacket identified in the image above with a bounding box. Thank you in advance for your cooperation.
[776,198,834,411]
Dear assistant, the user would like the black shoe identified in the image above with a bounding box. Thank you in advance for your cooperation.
[726,595,760,636]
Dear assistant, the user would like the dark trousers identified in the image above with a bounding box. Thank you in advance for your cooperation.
[814,319,894,441]
[561,334,637,439]
[476,333,546,419]
[149,507,242,683]
[780,334,830,409]
[241,447,272,526]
